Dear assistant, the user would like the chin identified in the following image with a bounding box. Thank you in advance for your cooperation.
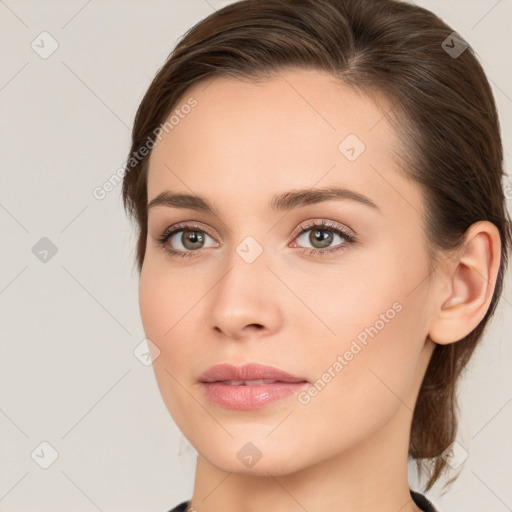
[191,435,316,476]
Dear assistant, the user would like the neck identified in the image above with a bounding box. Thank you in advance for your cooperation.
[188,403,423,512]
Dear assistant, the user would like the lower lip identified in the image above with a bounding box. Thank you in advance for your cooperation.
[200,381,308,409]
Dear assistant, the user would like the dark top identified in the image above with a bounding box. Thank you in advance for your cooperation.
[167,489,439,511]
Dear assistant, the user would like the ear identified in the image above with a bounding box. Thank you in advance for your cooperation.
[428,221,502,345]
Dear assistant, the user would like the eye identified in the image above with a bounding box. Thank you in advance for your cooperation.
[155,219,356,259]
[291,220,356,256]
[156,222,218,258]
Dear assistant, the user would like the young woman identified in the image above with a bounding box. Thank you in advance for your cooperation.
[122,0,511,511]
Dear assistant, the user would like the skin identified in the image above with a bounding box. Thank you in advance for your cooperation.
[139,69,501,512]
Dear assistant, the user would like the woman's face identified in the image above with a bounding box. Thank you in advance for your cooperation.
[140,69,437,475]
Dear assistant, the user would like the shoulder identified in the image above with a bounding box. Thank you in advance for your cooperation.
[166,499,190,512]
[410,489,440,512]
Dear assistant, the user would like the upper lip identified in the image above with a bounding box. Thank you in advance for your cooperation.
[198,363,308,383]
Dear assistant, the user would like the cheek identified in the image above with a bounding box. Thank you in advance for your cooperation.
[138,264,195,382]
[138,258,194,346]
[138,265,202,429]
[330,306,427,419]
[289,300,426,467]
[298,246,430,421]
[139,269,168,348]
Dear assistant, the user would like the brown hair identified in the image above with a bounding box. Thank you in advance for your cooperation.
[122,0,512,491]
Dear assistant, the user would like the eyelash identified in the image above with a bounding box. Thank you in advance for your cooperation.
[155,220,356,259]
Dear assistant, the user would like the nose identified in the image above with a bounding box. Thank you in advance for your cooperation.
[208,249,284,341]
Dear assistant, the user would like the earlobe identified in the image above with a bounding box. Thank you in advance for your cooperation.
[428,221,501,345]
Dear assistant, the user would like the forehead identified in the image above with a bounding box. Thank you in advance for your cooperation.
[146,69,420,221]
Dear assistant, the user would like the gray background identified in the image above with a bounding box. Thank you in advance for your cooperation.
[1,1,511,511]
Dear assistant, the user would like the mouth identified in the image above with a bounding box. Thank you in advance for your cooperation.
[198,363,309,410]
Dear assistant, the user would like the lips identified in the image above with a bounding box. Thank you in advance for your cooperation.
[198,363,308,384]
[198,363,309,410]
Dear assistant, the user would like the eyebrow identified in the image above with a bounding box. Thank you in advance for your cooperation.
[147,186,380,214]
